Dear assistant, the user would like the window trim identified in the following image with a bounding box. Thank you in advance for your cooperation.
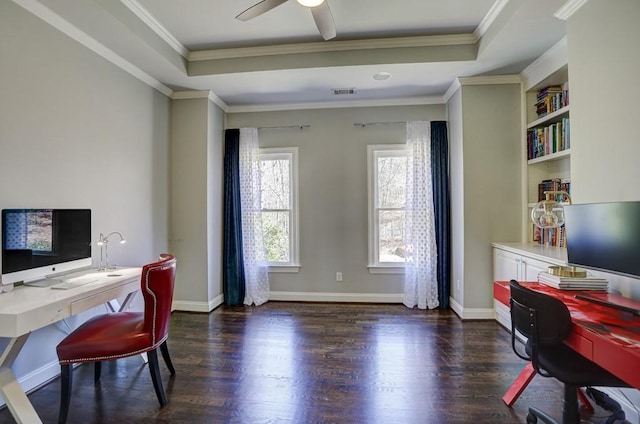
[367,144,408,274]
[259,147,300,271]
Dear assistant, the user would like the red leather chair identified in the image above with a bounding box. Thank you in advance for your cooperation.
[56,254,177,424]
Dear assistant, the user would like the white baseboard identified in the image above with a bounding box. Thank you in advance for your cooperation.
[0,359,60,409]
[449,296,464,318]
[269,291,404,303]
[449,296,494,320]
[173,293,224,313]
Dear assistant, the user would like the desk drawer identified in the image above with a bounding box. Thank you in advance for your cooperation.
[16,303,71,336]
[493,281,511,307]
[566,331,593,359]
[70,280,138,315]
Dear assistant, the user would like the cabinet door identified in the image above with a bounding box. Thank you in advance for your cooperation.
[493,249,521,282]
[522,256,551,282]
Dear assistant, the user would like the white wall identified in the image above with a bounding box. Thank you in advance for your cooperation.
[567,0,640,203]
[447,82,522,314]
[207,100,225,307]
[170,96,225,311]
[448,89,465,307]
[227,105,446,301]
[462,84,521,309]
[0,0,170,404]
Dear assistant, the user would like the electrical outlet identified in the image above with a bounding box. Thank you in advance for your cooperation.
[336,272,343,282]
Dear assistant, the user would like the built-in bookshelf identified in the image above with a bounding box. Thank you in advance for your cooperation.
[527,106,570,160]
[524,64,571,245]
[531,178,570,247]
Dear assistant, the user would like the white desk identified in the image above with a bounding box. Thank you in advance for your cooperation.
[0,267,141,424]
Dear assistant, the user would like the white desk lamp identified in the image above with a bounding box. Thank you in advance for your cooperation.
[97,232,126,270]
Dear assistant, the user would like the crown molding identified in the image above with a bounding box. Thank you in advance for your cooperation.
[443,75,521,102]
[189,34,477,61]
[171,90,209,100]
[443,79,462,102]
[474,0,510,39]
[458,75,521,85]
[208,92,229,112]
[171,90,229,112]
[120,0,189,58]
[227,96,444,113]
[521,37,568,91]
[13,0,173,97]
[554,0,590,21]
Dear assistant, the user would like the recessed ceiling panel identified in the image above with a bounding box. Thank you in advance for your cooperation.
[136,0,497,49]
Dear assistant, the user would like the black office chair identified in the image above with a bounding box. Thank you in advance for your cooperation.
[509,280,630,424]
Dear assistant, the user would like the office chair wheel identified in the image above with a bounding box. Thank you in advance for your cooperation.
[526,412,538,424]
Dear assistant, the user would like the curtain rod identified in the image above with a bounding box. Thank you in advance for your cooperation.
[257,124,310,130]
[353,121,406,127]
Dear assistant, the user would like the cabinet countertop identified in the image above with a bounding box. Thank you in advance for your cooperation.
[491,242,567,265]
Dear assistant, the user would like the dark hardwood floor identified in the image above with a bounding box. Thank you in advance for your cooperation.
[1,302,616,423]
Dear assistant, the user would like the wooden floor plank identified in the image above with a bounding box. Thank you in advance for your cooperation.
[0,302,613,423]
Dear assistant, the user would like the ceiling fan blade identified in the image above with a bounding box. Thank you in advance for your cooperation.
[236,0,288,21]
[310,1,336,40]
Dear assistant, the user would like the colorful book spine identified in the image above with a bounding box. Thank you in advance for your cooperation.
[527,117,570,160]
[535,85,569,118]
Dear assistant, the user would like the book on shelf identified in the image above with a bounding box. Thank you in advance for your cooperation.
[537,179,571,202]
[527,117,570,160]
[538,271,608,290]
[535,84,569,118]
[532,224,567,248]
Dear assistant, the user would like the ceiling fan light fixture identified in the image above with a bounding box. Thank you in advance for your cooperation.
[297,0,325,7]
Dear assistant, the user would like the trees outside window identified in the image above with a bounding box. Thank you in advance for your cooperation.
[368,145,408,268]
[259,147,299,267]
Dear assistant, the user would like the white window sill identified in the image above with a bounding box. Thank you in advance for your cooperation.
[368,265,405,275]
[268,265,300,273]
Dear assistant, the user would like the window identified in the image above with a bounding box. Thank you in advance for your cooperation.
[259,147,299,270]
[368,145,408,271]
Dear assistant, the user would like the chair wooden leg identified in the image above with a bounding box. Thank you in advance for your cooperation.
[160,341,175,375]
[147,348,168,407]
[59,364,73,424]
[94,361,102,382]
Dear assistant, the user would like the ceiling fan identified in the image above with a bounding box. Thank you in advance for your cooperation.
[236,0,337,41]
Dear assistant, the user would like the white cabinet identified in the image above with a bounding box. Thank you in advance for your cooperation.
[492,243,567,329]
[493,248,551,283]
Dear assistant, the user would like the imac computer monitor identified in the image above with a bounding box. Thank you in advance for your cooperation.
[1,209,92,285]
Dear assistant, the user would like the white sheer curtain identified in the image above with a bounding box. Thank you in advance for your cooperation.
[403,121,439,309]
[239,128,270,306]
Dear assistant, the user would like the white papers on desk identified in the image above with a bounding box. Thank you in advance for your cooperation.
[538,271,609,290]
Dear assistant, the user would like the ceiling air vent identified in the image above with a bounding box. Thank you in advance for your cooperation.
[331,88,357,96]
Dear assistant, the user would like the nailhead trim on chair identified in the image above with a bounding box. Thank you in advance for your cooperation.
[58,258,176,365]
[58,335,168,364]
[146,261,176,347]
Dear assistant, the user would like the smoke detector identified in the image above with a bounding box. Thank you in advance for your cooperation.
[373,72,392,81]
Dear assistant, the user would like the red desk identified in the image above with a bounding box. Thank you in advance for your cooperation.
[494,281,640,405]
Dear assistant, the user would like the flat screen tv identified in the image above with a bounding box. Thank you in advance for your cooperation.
[1,209,92,285]
[564,201,640,279]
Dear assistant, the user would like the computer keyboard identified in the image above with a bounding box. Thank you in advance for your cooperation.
[50,277,100,290]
